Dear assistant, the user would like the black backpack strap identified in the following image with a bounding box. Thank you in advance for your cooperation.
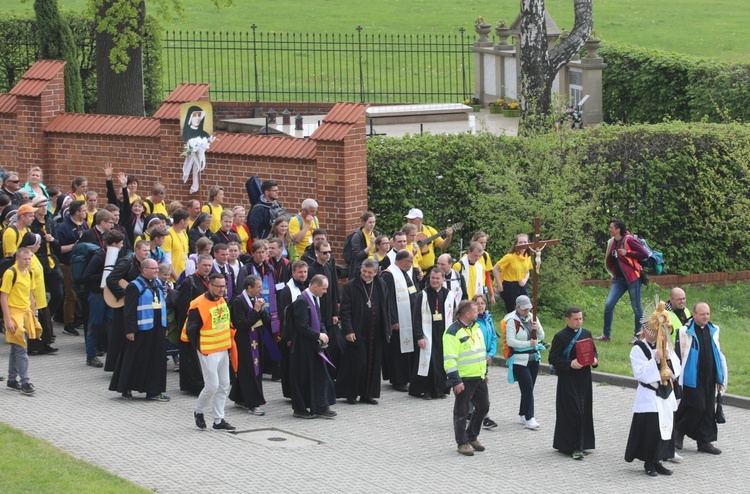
[635,339,651,360]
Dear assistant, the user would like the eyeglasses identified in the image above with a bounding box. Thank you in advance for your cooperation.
[7,180,19,184]
[318,251,332,255]
[210,284,227,289]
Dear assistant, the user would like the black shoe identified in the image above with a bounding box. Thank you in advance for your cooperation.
[697,442,722,455]
[359,397,378,405]
[644,463,657,477]
[675,432,684,450]
[293,410,316,419]
[392,384,408,392]
[654,463,672,475]
[63,325,80,336]
[20,382,35,395]
[212,419,236,432]
[317,408,337,419]
[121,391,133,400]
[87,357,104,368]
[483,418,498,429]
[194,412,206,430]
[42,345,59,354]
[7,380,21,391]
[345,398,357,405]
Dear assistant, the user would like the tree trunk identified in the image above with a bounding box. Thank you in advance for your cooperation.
[519,0,593,135]
[95,1,146,116]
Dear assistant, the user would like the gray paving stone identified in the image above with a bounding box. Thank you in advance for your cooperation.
[1,323,746,493]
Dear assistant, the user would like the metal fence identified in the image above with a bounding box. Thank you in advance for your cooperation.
[163,27,475,103]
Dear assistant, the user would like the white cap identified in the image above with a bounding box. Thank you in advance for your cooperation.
[404,208,423,219]
[516,295,533,310]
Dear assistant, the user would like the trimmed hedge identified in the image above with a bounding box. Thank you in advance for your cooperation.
[368,124,750,312]
[600,42,750,124]
[0,10,163,115]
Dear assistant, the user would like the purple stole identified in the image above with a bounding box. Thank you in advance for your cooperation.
[301,290,335,368]
[242,291,262,376]
[250,263,282,361]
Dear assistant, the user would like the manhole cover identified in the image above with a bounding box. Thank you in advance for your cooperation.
[233,428,321,449]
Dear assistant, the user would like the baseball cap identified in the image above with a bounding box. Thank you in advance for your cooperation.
[516,295,533,310]
[404,208,423,219]
[17,204,38,215]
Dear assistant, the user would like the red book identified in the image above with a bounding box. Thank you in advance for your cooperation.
[575,338,595,367]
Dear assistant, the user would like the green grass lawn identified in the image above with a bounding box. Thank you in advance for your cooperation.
[526,282,750,396]
[0,423,149,493]
[3,0,749,61]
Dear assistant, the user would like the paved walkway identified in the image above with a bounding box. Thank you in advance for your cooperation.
[2,324,745,493]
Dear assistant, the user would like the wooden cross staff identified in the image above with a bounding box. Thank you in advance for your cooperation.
[522,217,558,331]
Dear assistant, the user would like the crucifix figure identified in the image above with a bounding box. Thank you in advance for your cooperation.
[521,217,558,332]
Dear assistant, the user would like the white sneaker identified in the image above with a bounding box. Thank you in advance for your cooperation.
[525,417,540,430]
[518,415,526,425]
[667,452,683,463]
[250,407,266,416]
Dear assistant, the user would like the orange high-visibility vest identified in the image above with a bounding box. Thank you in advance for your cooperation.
[180,295,231,355]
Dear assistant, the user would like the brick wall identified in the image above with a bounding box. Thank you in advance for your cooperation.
[1,61,368,258]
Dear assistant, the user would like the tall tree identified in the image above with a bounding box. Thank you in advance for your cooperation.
[92,0,232,116]
[519,0,593,134]
[34,0,85,112]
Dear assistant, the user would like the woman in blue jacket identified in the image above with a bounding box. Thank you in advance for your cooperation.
[473,293,498,429]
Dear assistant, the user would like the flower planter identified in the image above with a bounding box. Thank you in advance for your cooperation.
[503,109,520,117]
[489,106,502,114]
[471,104,482,112]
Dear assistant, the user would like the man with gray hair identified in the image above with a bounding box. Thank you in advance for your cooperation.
[1,170,22,204]
[289,198,319,258]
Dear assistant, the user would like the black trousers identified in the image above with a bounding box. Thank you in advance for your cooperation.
[452,378,489,445]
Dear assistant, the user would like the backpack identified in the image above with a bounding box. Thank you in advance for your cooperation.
[280,300,297,340]
[269,203,291,225]
[143,198,155,215]
[499,318,520,360]
[0,256,19,283]
[342,230,359,264]
[632,235,665,275]
[70,242,103,297]
[0,225,20,258]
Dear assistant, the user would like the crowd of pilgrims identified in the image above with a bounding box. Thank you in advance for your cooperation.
[1,167,544,419]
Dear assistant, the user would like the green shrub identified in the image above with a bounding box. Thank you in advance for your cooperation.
[368,124,750,313]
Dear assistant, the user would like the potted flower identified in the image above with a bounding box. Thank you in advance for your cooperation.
[488,98,505,114]
[495,19,512,49]
[474,16,492,43]
[503,100,520,117]
[556,105,583,129]
[463,97,482,112]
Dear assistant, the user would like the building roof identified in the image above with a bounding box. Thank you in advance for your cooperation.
[310,102,368,142]
[9,60,66,98]
[154,83,211,120]
[209,132,316,160]
[0,94,16,114]
[45,113,161,138]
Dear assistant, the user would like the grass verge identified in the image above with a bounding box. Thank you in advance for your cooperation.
[0,423,149,493]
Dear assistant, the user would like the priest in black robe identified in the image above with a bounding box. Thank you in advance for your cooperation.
[381,249,418,392]
[176,254,213,394]
[410,268,453,399]
[277,261,309,398]
[674,302,727,455]
[549,306,598,458]
[108,259,168,400]
[336,258,391,405]
[306,240,342,374]
[289,275,336,418]
[229,275,269,414]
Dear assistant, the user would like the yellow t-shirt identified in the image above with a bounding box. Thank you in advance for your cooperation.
[163,227,189,280]
[85,208,99,228]
[415,224,443,270]
[236,225,250,253]
[29,255,47,310]
[2,226,29,257]
[289,214,319,258]
[129,193,141,203]
[495,252,533,282]
[1,262,35,309]
[145,197,168,217]
[404,242,422,268]
[453,258,483,299]
[202,203,223,234]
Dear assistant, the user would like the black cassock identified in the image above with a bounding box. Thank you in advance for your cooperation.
[228,295,269,409]
[336,276,391,401]
[108,280,167,396]
[381,268,417,388]
[277,281,307,398]
[176,274,209,394]
[289,295,335,414]
[409,286,450,398]
[548,326,597,453]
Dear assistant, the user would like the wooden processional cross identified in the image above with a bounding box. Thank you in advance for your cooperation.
[522,217,558,329]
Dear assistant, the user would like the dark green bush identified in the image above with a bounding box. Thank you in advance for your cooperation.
[368,124,750,313]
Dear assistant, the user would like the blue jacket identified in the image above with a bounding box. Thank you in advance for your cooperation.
[679,320,727,389]
[56,214,89,264]
[476,311,497,359]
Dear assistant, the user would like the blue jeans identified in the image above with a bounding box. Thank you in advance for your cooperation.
[603,277,642,338]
